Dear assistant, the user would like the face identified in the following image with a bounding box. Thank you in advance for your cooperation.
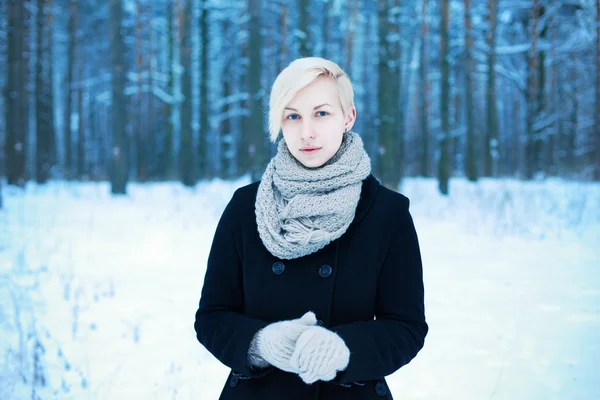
[281,76,356,168]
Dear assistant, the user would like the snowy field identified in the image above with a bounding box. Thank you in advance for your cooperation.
[1,177,599,400]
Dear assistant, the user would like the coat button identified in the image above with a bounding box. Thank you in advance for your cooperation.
[230,375,239,387]
[375,381,387,396]
[319,264,332,278]
[272,262,285,275]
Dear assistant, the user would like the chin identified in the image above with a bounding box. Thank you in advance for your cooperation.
[295,154,325,168]
[303,161,325,168]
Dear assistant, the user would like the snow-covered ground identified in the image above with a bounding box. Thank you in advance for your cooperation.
[0,177,599,399]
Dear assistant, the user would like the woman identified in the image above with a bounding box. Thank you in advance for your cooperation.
[194,57,427,399]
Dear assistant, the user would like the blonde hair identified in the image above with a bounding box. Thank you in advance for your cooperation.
[268,57,355,143]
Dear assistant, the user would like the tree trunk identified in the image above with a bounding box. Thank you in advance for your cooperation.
[451,64,460,175]
[64,0,77,179]
[35,0,55,183]
[323,0,331,58]
[247,0,265,181]
[376,0,390,185]
[220,21,231,179]
[514,87,523,175]
[393,0,404,186]
[47,0,56,170]
[179,0,194,186]
[298,0,310,57]
[109,0,128,194]
[346,0,359,74]
[146,2,155,180]
[77,72,85,178]
[547,8,557,176]
[567,59,577,174]
[525,0,540,179]
[377,0,402,189]
[464,0,477,181]
[6,0,27,186]
[484,0,498,177]
[536,4,547,176]
[439,0,450,194]
[595,0,600,180]
[135,0,148,182]
[419,0,430,177]
[198,0,209,179]
[279,2,288,71]
[220,16,238,179]
[88,94,97,178]
[163,0,175,179]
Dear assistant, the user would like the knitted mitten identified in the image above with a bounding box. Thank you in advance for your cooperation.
[247,311,317,373]
[290,326,350,384]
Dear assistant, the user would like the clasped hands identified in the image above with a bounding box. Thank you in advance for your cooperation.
[253,311,350,384]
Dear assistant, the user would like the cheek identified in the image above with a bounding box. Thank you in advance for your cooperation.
[318,116,344,130]
[281,122,298,139]
[282,132,300,153]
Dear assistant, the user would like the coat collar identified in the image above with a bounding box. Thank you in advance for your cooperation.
[352,174,380,225]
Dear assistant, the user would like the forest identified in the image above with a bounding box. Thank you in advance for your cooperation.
[1,0,599,198]
[1,2,600,398]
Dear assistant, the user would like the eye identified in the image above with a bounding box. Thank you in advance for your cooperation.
[316,111,329,117]
[286,114,300,120]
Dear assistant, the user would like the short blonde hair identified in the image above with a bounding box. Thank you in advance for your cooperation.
[268,57,355,143]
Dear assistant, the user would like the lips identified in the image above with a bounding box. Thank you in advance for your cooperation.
[300,147,321,153]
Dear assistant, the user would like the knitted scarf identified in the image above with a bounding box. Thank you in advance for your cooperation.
[255,132,371,260]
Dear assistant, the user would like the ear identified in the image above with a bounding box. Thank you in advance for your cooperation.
[344,107,357,132]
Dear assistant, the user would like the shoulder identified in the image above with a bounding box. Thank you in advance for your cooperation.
[222,180,260,220]
[368,179,419,243]
[232,180,260,204]
[370,177,411,216]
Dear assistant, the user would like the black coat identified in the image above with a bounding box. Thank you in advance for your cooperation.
[194,174,428,399]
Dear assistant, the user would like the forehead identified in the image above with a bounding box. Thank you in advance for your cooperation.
[286,76,340,109]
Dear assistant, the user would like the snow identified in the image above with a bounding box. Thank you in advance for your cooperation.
[0,177,599,399]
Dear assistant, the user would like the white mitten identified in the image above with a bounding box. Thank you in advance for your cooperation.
[290,326,350,384]
[251,311,317,373]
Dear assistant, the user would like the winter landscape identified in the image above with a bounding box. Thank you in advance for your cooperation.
[2,0,600,398]
[1,177,598,399]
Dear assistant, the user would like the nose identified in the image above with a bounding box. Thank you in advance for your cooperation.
[300,119,315,141]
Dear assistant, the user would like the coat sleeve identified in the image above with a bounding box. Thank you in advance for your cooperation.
[330,199,428,384]
[194,188,274,378]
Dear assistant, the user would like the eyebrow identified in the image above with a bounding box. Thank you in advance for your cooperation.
[284,103,332,112]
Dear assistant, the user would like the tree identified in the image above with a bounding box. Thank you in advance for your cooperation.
[64,0,77,178]
[163,0,175,179]
[76,68,85,177]
[377,0,402,189]
[298,0,310,57]
[484,0,499,177]
[595,0,600,180]
[109,0,128,194]
[6,0,28,186]
[134,0,148,181]
[536,2,548,176]
[246,0,265,181]
[439,0,450,194]
[35,0,56,183]
[525,0,540,179]
[179,0,194,186]
[419,0,430,177]
[198,0,209,179]
[145,0,155,181]
[464,0,477,181]
[345,0,359,72]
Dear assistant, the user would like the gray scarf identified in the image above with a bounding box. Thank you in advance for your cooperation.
[255,132,371,260]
